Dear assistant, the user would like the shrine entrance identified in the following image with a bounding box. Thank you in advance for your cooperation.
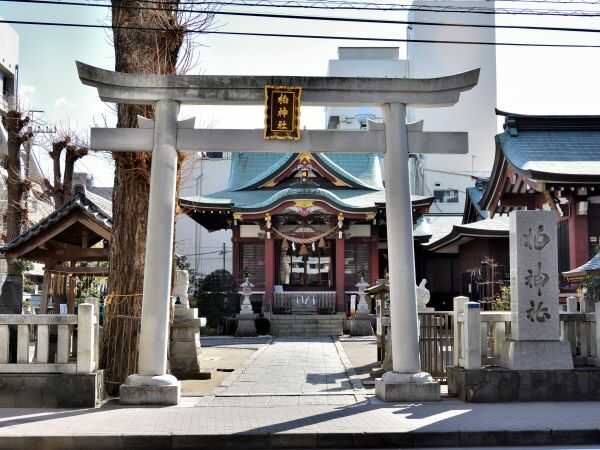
[78,61,478,404]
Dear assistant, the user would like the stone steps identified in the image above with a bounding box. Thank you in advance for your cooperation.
[270,315,344,336]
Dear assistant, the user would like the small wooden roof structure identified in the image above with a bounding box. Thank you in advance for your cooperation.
[563,252,600,282]
[2,191,111,267]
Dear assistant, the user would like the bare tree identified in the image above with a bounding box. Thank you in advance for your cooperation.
[43,132,89,209]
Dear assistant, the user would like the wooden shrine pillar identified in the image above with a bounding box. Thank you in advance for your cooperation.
[40,270,51,313]
[264,237,275,312]
[67,274,76,314]
[335,237,345,313]
[568,197,589,269]
[232,226,241,285]
[369,231,380,284]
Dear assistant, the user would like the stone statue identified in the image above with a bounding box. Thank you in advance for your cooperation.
[236,275,257,336]
[21,299,35,315]
[356,275,370,315]
[173,270,190,308]
[416,278,430,312]
[238,276,255,315]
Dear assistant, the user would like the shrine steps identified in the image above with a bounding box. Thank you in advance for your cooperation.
[269,314,345,337]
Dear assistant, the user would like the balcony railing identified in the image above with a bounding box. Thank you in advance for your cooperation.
[0,95,16,112]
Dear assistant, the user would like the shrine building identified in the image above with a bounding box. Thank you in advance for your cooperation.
[180,151,433,315]
[480,110,600,274]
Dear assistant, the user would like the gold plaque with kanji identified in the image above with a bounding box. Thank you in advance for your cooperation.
[264,85,302,141]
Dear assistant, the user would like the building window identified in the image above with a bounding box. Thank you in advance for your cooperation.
[240,242,265,288]
[433,189,459,203]
[345,240,369,287]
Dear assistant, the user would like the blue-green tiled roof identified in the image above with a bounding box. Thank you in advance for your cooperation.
[563,252,600,278]
[227,152,383,191]
[181,189,433,211]
[322,153,384,189]
[497,130,600,180]
[184,188,382,211]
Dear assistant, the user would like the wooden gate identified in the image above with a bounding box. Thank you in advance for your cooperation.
[418,312,453,382]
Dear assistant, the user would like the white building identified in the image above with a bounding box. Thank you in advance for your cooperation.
[326,47,408,129]
[176,153,232,278]
[0,23,18,113]
[407,0,498,213]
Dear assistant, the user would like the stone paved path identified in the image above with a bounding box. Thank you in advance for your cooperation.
[213,337,356,402]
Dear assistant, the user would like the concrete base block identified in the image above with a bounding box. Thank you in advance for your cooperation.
[235,315,257,337]
[120,374,180,406]
[0,371,103,408]
[448,366,600,402]
[348,316,373,336]
[169,308,203,376]
[507,340,574,370]
[375,371,440,402]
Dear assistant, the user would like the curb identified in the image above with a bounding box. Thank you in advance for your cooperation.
[3,429,600,449]
[332,337,369,402]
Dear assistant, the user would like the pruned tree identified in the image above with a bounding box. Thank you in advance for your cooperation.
[44,132,89,209]
[103,0,214,392]
[0,110,32,313]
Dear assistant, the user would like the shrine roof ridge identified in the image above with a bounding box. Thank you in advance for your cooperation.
[76,61,480,106]
[425,216,509,253]
[497,108,600,132]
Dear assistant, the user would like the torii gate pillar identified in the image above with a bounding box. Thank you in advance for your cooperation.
[377,103,439,401]
[120,100,181,405]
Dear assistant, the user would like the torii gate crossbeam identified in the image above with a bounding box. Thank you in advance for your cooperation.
[77,61,479,405]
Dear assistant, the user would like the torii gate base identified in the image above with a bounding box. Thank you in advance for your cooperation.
[78,62,478,405]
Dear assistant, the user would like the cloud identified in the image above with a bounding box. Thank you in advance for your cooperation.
[54,96,74,109]
[18,85,36,110]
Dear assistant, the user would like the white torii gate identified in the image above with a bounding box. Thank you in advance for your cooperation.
[77,62,478,404]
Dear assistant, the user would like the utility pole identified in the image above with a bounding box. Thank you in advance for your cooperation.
[21,111,54,225]
[222,242,226,272]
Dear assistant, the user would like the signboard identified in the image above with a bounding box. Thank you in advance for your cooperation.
[264,85,302,141]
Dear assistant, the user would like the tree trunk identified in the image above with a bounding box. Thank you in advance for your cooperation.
[109,0,182,297]
[1,111,26,314]
[104,0,184,393]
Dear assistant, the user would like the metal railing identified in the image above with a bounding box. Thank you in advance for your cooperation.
[0,95,16,112]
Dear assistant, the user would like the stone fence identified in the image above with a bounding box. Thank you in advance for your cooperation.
[0,302,97,375]
[454,296,599,370]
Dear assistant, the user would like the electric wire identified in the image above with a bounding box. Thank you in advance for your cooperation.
[3,18,600,47]
[6,0,600,34]
[8,0,600,16]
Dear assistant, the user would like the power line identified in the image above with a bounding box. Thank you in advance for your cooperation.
[3,18,600,47]
[7,0,600,34]
[122,0,600,16]
[10,0,600,16]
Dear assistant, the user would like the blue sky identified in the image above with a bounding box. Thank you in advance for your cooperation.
[2,1,600,186]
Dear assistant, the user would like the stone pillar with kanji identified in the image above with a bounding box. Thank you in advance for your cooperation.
[506,210,573,370]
